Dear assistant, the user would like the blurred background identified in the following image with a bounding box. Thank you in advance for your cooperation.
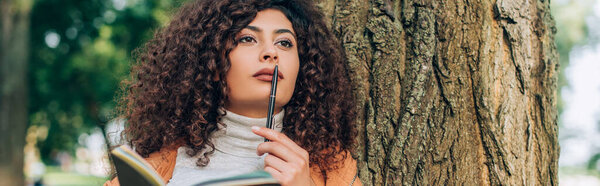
[1,0,599,185]
[555,0,600,185]
[3,0,186,185]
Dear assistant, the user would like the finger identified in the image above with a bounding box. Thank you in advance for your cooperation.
[252,126,308,159]
[263,154,288,172]
[257,141,303,163]
[265,154,306,184]
[264,166,283,180]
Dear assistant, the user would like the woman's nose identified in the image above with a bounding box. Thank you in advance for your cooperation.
[260,45,278,63]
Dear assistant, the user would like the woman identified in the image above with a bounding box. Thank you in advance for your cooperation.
[105,0,359,185]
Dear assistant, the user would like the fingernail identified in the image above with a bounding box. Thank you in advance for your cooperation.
[251,126,260,131]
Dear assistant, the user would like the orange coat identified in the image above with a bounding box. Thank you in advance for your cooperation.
[103,143,362,186]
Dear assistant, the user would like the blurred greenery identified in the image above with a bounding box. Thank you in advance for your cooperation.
[27,0,186,164]
[551,0,596,114]
[551,0,600,180]
[41,166,107,185]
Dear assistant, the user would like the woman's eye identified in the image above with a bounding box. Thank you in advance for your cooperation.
[277,40,293,48]
[238,36,256,43]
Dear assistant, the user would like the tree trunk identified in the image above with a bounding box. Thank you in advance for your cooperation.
[0,0,32,185]
[315,0,559,185]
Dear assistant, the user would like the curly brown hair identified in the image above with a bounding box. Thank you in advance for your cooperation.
[118,0,356,172]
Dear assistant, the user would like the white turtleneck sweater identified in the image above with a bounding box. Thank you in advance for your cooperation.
[166,109,285,185]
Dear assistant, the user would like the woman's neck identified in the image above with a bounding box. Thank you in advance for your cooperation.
[208,108,284,157]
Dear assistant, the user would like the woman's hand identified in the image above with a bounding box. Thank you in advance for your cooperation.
[252,126,316,186]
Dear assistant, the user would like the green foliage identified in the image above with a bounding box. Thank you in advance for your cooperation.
[28,0,186,163]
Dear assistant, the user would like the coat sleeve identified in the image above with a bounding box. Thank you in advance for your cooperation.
[102,145,179,186]
[103,177,119,186]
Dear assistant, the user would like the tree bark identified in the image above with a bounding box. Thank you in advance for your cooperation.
[315,0,559,185]
[0,0,32,185]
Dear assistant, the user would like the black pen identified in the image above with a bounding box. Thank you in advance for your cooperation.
[265,65,278,142]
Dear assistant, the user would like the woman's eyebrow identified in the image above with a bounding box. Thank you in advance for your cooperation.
[246,25,296,39]
[274,29,296,39]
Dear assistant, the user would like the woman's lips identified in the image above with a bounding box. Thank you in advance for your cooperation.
[253,67,284,82]
[254,74,282,81]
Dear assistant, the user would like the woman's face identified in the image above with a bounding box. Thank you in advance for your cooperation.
[225,9,300,118]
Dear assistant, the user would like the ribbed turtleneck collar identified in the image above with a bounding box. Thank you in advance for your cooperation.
[211,109,285,157]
